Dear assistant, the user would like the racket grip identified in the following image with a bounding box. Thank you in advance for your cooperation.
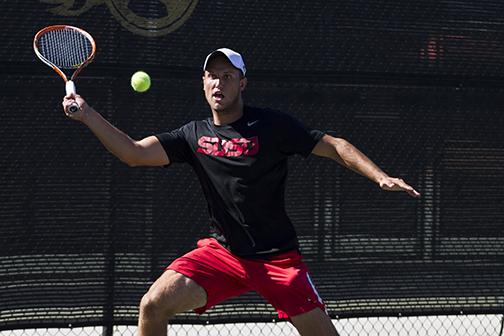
[65,80,80,114]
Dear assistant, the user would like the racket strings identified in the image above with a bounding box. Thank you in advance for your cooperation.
[38,28,93,69]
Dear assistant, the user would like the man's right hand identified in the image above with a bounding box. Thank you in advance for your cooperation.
[62,94,90,122]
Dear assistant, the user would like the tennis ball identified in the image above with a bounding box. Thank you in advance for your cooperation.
[131,71,151,92]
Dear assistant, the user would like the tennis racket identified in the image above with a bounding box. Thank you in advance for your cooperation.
[33,25,96,114]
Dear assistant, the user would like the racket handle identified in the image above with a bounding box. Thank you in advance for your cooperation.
[66,80,76,95]
[65,80,80,114]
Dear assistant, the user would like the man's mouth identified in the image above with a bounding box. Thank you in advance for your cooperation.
[213,92,224,101]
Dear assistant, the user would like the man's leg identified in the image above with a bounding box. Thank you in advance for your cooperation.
[138,270,207,336]
[290,307,340,336]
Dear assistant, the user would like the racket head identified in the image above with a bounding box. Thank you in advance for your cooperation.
[33,25,96,82]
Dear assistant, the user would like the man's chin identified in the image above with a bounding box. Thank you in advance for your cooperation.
[213,103,230,113]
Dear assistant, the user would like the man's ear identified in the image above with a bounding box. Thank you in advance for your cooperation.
[240,77,247,92]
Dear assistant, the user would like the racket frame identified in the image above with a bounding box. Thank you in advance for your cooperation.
[33,25,96,112]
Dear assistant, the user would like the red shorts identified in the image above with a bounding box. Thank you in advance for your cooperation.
[167,238,327,319]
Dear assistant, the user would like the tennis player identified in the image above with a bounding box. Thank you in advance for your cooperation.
[62,48,420,336]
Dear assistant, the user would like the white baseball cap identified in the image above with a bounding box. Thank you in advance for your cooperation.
[203,48,246,76]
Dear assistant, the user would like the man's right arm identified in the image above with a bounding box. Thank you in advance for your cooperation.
[62,94,169,167]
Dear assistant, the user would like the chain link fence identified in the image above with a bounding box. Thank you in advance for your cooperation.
[1,315,503,336]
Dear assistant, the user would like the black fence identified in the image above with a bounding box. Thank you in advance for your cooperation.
[1,0,503,335]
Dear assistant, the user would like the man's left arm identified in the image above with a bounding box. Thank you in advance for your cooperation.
[312,134,421,198]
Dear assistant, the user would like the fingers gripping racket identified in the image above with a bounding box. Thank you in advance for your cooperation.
[33,25,96,113]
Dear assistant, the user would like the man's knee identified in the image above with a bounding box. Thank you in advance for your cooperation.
[139,289,175,321]
[290,308,339,336]
[139,270,207,321]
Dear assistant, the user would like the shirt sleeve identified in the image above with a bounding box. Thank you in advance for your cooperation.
[276,111,325,157]
[154,122,195,165]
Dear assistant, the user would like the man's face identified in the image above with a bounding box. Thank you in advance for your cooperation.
[203,55,246,112]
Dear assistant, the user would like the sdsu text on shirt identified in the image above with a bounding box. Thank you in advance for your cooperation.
[197,136,259,157]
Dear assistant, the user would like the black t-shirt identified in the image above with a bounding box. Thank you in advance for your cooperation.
[155,105,324,258]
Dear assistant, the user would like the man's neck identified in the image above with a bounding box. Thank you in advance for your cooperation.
[212,101,244,126]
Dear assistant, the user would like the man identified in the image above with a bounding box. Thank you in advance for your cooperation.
[62,48,420,336]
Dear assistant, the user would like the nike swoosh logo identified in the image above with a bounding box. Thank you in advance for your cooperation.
[247,120,259,126]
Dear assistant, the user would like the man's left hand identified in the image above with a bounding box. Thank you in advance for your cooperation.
[379,177,421,198]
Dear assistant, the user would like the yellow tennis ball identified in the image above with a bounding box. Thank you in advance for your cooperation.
[131,71,151,92]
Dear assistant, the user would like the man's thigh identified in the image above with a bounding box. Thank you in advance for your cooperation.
[144,269,208,315]
[290,308,339,336]
[166,238,252,314]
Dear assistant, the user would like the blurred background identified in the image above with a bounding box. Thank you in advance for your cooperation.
[0,1,503,335]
